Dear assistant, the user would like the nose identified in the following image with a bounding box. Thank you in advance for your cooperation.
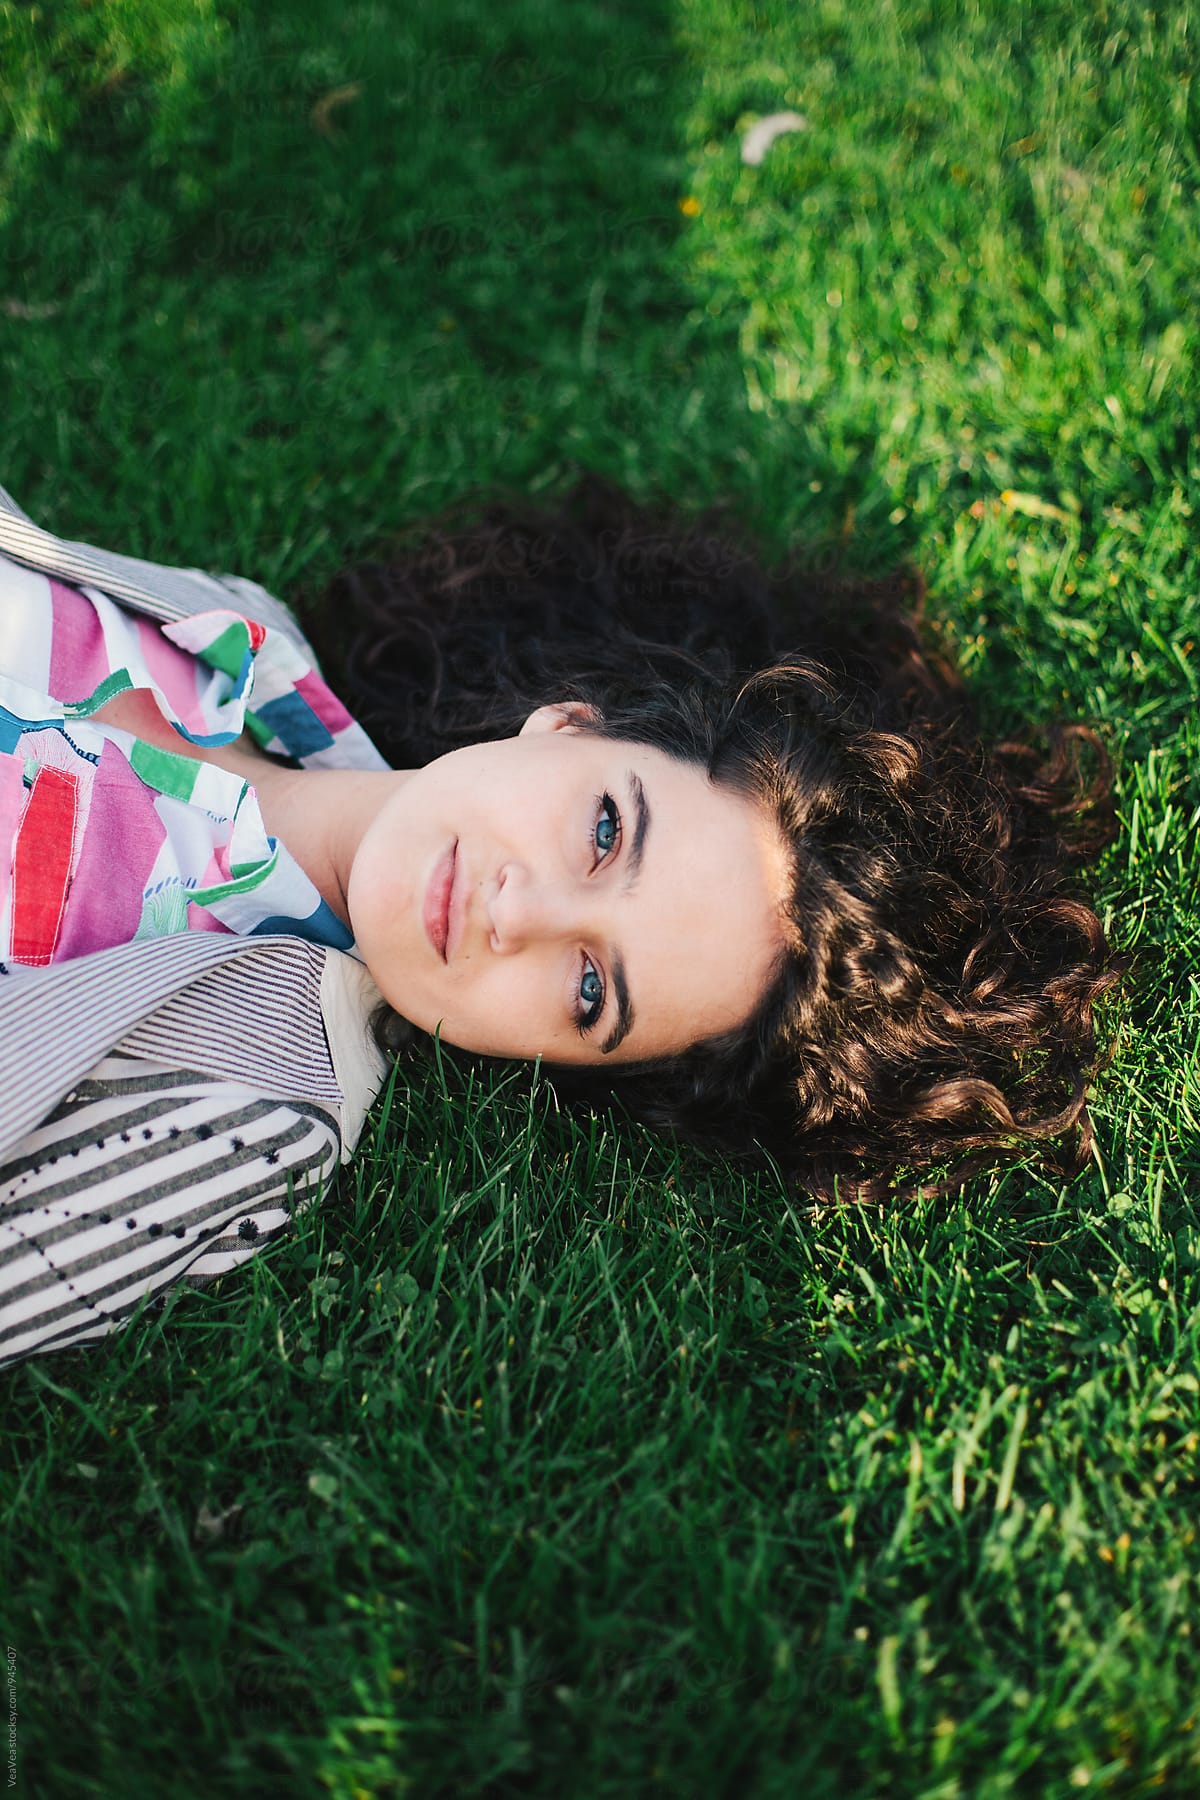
[487,862,586,954]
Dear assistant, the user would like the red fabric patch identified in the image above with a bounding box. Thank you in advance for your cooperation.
[11,765,79,966]
[246,619,267,651]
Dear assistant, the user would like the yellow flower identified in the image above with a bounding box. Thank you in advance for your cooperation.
[678,195,701,217]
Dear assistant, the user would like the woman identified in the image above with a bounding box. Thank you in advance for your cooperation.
[0,476,1121,1368]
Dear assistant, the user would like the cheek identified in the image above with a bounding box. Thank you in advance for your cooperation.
[349,869,414,980]
[434,958,561,1058]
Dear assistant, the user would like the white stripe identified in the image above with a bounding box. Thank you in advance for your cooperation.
[187,1207,299,1278]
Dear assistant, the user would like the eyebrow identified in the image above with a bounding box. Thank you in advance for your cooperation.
[601,771,650,1055]
[600,950,634,1056]
[621,771,650,893]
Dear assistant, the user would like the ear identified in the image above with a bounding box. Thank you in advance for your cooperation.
[518,700,602,737]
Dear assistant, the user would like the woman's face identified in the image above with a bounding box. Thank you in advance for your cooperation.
[346,705,789,1065]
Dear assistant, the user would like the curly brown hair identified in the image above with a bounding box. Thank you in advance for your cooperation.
[313,472,1123,1204]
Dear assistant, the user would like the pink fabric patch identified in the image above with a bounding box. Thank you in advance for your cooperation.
[294,669,354,734]
[0,754,25,897]
[134,616,211,736]
[48,580,111,702]
[185,902,232,935]
[55,739,166,960]
[196,848,230,890]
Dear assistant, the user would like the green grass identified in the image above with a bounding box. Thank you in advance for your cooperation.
[2,0,1199,1793]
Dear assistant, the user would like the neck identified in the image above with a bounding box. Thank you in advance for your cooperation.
[87,690,402,931]
[238,761,408,927]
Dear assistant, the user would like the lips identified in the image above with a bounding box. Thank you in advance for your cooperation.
[423,841,457,961]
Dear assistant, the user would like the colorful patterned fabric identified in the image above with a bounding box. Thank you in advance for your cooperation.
[0,552,382,968]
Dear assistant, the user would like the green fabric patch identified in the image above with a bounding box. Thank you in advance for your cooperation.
[64,669,132,715]
[129,738,200,802]
[197,622,249,681]
[191,847,278,905]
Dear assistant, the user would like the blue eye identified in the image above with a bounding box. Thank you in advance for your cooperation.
[577,959,605,1031]
[576,794,618,1034]
[594,793,621,862]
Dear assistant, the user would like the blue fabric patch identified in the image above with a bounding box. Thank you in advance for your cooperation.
[232,644,255,698]
[0,705,58,754]
[168,724,240,749]
[252,692,336,758]
[251,901,354,951]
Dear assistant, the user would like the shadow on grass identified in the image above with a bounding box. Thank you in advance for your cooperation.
[0,0,906,593]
